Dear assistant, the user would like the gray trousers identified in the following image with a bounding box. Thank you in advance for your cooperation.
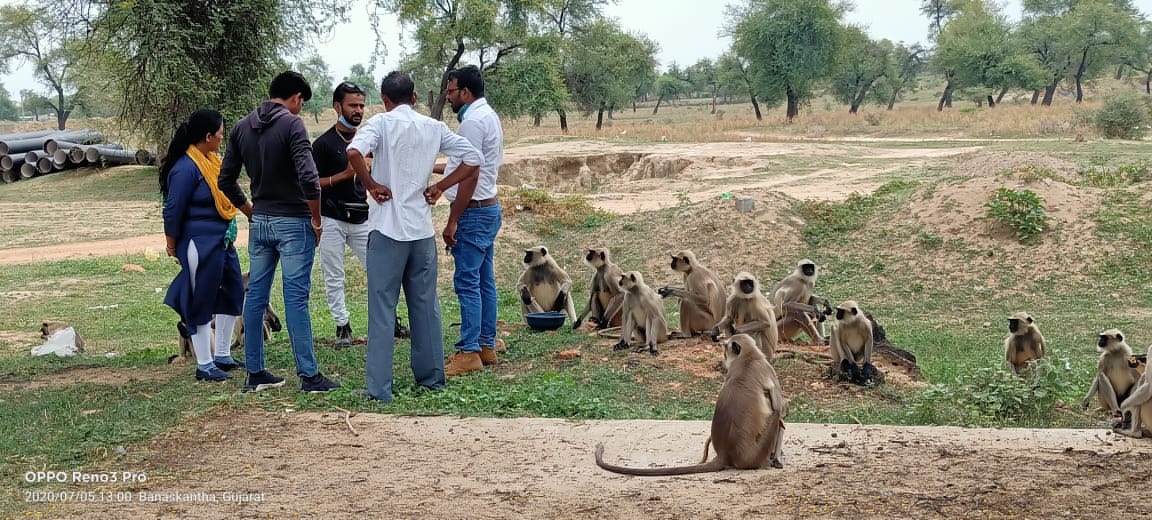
[365,231,445,402]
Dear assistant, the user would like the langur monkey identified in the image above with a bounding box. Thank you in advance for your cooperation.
[829,300,883,385]
[657,250,726,337]
[1083,329,1141,420]
[573,247,624,330]
[517,246,578,323]
[171,272,280,364]
[40,320,85,351]
[595,333,787,475]
[710,272,779,359]
[1116,343,1152,438]
[771,259,825,344]
[614,271,669,355]
[1004,311,1045,374]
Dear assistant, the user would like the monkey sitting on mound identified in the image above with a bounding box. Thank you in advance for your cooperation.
[573,247,625,330]
[595,333,787,475]
[657,250,725,338]
[614,271,669,355]
[517,246,578,324]
[1083,329,1141,428]
[828,300,883,385]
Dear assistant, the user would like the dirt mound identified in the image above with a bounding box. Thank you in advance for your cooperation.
[612,188,804,284]
[947,150,1081,180]
[498,153,644,191]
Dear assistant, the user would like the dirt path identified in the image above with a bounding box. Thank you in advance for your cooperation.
[33,412,1152,519]
[0,230,250,266]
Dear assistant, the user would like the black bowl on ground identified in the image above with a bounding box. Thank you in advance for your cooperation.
[525,311,567,331]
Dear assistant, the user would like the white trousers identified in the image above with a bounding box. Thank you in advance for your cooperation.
[319,216,369,327]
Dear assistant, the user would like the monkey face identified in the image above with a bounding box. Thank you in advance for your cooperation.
[585,249,596,262]
[738,278,756,295]
[800,262,816,277]
[835,302,859,321]
[523,246,548,266]
[1008,318,1020,333]
[620,272,641,291]
[670,252,693,273]
[1099,329,1124,350]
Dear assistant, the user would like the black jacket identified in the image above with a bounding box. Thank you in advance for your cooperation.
[219,101,319,217]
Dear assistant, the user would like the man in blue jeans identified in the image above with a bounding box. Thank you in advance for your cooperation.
[219,70,341,393]
[433,65,505,376]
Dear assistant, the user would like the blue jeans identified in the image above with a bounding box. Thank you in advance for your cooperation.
[450,205,502,353]
[243,215,319,378]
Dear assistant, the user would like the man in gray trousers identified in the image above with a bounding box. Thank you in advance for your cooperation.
[346,71,481,402]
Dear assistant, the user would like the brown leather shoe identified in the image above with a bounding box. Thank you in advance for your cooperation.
[480,346,497,366]
[445,351,483,376]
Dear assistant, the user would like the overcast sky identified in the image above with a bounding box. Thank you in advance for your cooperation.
[3,0,1152,99]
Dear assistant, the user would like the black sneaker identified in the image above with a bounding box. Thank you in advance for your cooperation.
[242,370,285,393]
[334,324,353,349]
[300,372,341,393]
[195,365,231,382]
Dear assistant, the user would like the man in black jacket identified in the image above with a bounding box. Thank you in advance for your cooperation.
[219,70,340,393]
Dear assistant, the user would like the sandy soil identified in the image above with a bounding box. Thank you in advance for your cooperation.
[35,412,1152,519]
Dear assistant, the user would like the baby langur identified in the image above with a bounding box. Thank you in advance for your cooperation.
[595,333,787,475]
[517,246,578,324]
[573,247,625,330]
[1083,329,1141,425]
[615,271,669,355]
[829,300,883,385]
[711,272,779,359]
[771,259,825,344]
[1004,311,1045,374]
[1115,343,1152,438]
[658,250,726,337]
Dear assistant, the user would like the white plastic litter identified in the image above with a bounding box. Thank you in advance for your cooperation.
[31,327,82,357]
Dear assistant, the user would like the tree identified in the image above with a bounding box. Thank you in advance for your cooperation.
[715,52,763,120]
[340,62,377,103]
[1017,9,1075,105]
[920,0,963,110]
[376,0,533,120]
[934,2,1018,107]
[830,27,892,114]
[485,36,568,125]
[298,55,334,122]
[0,83,18,121]
[1121,21,1152,93]
[87,0,349,147]
[565,18,657,129]
[651,64,692,114]
[0,4,85,130]
[1064,0,1141,102]
[875,43,926,110]
[686,58,719,113]
[19,89,52,121]
[728,0,844,121]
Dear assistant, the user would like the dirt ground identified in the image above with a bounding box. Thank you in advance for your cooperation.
[35,412,1152,519]
[10,139,1152,518]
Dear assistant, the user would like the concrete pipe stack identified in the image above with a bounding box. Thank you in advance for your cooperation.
[0,129,156,183]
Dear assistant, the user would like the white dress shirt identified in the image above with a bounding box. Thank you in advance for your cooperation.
[347,104,482,241]
[442,97,503,203]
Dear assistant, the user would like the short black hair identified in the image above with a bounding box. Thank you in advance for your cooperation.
[333,82,366,104]
[268,70,312,102]
[447,65,485,97]
[379,71,414,105]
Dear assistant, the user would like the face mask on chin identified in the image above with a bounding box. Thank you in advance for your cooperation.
[338,114,360,128]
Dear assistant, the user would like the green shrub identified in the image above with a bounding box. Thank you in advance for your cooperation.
[908,357,1077,427]
[1094,93,1149,139]
[984,187,1051,242]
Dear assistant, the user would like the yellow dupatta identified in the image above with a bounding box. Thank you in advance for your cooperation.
[185,145,237,220]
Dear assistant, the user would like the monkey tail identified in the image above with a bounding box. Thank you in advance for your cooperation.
[594,444,727,476]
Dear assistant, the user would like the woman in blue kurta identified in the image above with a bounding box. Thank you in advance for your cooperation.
[161,109,245,382]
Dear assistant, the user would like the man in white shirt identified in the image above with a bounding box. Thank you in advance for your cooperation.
[347,71,482,402]
[430,65,505,377]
